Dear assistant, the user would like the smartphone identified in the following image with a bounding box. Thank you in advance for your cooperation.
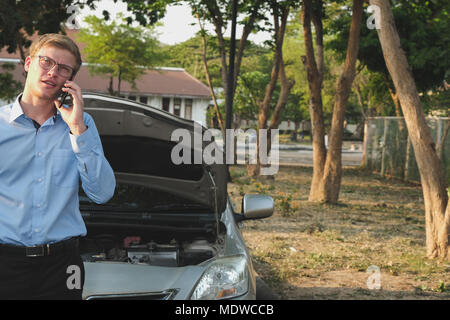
[58,75,74,108]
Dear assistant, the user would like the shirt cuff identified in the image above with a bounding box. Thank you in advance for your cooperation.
[69,126,96,154]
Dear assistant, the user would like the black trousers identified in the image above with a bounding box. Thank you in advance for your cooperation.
[0,247,85,300]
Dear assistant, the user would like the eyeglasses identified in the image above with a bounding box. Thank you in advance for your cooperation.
[34,55,74,78]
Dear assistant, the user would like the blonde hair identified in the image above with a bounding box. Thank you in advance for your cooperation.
[29,33,82,74]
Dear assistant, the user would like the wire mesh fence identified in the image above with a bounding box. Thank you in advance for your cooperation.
[363,117,450,184]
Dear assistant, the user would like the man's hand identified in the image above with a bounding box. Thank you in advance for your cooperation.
[54,80,86,136]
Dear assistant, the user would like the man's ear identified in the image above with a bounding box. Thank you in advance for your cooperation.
[24,56,32,73]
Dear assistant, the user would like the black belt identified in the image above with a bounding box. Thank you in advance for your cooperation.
[0,237,79,257]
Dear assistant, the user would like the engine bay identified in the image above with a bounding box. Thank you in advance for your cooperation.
[79,234,219,267]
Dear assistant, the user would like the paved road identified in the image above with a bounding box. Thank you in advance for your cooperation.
[232,142,363,167]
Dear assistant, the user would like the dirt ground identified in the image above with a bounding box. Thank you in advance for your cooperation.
[227,165,450,300]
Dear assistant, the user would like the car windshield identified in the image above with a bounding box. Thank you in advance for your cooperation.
[79,182,210,213]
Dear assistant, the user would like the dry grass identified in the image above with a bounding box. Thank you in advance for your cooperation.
[228,165,450,300]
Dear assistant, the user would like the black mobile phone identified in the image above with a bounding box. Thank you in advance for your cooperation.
[58,75,74,108]
[58,92,69,108]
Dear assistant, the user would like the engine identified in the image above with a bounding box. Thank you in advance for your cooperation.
[80,234,218,267]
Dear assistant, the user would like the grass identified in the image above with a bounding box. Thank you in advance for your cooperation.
[227,165,450,300]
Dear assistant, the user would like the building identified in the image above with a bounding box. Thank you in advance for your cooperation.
[0,30,211,126]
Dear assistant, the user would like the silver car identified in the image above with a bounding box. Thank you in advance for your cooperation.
[77,93,273,300]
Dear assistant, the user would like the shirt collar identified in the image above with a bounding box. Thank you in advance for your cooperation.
[9,94,25,123]
[9,93,60,124]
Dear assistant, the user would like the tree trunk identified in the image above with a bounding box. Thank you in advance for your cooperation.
[353,83,367,120]
[206,0,263,115]
[370,0,449,260]
[108,77,114,96]
[388,87,402,118]
[301,0,326,201]
[318,0,364,203]
[269,57,295,131]
[117,68,122,96]
[292,121,300,142]
[233,0,265,92]
[248,3,290,177]
[197,14,225,137]
[206,2,228,96]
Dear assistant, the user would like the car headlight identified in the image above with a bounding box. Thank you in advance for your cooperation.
[190,255,249,300]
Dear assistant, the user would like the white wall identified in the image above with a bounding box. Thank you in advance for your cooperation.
[239,119,298,130]
[120,93,209,126]
[192,98,209,127]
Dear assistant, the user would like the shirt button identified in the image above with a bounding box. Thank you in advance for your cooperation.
[79,141,85,147]
[37,178,42,182]
[34,229,39,233]
[36,203,41,208]
[37,152,43,157]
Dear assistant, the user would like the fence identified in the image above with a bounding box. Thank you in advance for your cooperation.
[363,117,450,184]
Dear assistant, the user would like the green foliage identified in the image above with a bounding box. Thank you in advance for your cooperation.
[77,14,163,94]
[161,33,272,125]
[420,90,450,116]
[234,70,270,121]
[122,0,171,26]
[276,192,295,217]
[327,0,450,93]
[0,0,98,59]
[283,9,365,128]
[160,33,271,87]
[160,34,223,87]
[282,92,308,124]
[0,63,23,101]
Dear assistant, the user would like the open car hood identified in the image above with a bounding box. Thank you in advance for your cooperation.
[82,93,228,216]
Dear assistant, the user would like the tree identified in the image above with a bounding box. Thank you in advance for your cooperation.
[77,15,162,96]
[317,0,364,203]
[0,0,98,64]
[300,0,327,200]
[301,0,363,203]
[196,13,225,137]
[0,63,23,101]
[369,0,449,260]
[0,0,100,102]
[282,92,308,141]
[233,70,271,126]
[124,0,269,117]
[247,0,298,177]
[160,34,223,87]
[327,0,450,115]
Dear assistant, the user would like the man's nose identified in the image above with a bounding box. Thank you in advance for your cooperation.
[47,64,59,77]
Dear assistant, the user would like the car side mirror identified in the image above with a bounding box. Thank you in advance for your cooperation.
[240,194,274,221]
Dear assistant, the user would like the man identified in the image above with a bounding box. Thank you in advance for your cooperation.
[0,34,116,299]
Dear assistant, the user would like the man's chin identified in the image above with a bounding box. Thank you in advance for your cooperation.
[36,89,60,101]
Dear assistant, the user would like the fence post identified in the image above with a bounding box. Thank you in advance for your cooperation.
[380,118,388,176]
[436,117,442,151]
[404,134,411,181]
[361,120,369,167]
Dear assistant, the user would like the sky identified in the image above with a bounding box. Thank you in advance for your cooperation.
[77,0,272,45]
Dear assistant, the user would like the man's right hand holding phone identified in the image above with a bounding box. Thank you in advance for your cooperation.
[54,80,87,136]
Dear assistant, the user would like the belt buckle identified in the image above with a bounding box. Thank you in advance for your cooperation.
[26,245,48,257]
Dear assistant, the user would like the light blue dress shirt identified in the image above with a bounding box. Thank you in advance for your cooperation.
[0,94,116,246]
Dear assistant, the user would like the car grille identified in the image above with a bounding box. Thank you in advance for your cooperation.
[85,289,178,300]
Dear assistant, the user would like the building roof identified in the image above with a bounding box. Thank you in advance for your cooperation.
[0,30,211,98]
